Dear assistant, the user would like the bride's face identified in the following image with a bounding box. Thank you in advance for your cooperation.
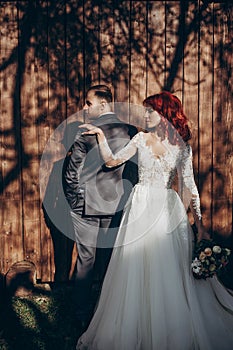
[144,107,161,129]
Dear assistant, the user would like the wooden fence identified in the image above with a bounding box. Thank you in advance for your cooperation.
[0,0,232,283]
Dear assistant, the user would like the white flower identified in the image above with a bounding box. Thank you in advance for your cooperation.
[191,257,201,266]
[192,266,201,274]
[191,258,202,274]
[213,245,221,254]
[225,248,231,256]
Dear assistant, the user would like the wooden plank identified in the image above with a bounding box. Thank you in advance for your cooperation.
[2,200,23,264]
[212,2,232,237]
[36,0,51,159]
[40,0,68,282]
[129,1,147,105]
[98,0,115,87]
[126,1,148,128]
[147,1,166,95]
[17,1,42,276]
[183,1,199,224]
[66,0,85,114]
[35,0,51,281]
[165,0,184,95]
[113,1,130,102]
[84,0,100,88]
[0,1,24,274]
[113,0,131,121]
[198,1,214,231]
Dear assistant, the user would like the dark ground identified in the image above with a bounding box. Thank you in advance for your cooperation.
[0,282,94,350]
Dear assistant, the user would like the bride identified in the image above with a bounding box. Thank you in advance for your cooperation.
[76,91,233,350]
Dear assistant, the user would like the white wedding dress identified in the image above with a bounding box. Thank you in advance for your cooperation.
[77,132,233,350]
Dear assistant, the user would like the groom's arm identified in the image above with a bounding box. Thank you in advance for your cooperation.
[63,133,87,213]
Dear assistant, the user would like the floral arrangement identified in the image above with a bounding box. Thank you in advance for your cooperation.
[191,239,231,279]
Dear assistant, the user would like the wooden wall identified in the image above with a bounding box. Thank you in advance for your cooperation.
[0,0,232,283]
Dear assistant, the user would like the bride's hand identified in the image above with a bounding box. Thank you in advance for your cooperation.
[79,123,103,136]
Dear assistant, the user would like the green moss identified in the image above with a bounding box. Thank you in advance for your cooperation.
[0,284,85,350]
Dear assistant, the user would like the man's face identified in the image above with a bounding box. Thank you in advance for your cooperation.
[83,90,103,120]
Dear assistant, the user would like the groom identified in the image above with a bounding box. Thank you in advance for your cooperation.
[63,85,138,325]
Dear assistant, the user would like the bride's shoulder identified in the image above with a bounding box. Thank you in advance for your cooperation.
[127,131,147,149]
[132,130,147,142]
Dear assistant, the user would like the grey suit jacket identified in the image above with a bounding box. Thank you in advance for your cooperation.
[63,113,138,216]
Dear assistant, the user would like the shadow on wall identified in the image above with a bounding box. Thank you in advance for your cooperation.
[0,0,231,195]
[42,121,82,283]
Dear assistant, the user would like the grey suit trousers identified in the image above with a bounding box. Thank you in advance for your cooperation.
[70,199,121,313]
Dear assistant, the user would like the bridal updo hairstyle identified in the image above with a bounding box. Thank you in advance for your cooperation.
[143,91,192,145]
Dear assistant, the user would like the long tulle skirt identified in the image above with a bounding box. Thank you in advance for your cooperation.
[77,184,233,350]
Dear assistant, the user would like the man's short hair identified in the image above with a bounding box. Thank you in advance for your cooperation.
[87,85,113,103]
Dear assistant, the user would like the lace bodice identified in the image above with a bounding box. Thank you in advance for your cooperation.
[100,132,201,220]
[136,134,177,188]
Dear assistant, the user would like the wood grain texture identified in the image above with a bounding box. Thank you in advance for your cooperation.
[0,1,232,284]
[199,1,214,231]
[183,1,199,224]
[212,2,232,237]
[0,1,24,274]
[147,1,166,96]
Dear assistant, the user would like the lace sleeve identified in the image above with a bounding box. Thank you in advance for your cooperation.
[99,132,140,168]
[177,145,202,221]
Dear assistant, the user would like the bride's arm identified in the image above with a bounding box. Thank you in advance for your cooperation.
[178,145,210,241]
[79,124,138,167]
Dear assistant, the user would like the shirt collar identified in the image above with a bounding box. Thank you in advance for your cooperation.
[98,112,115,117]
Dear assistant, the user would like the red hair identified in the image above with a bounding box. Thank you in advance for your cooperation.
[143,91,191,145]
